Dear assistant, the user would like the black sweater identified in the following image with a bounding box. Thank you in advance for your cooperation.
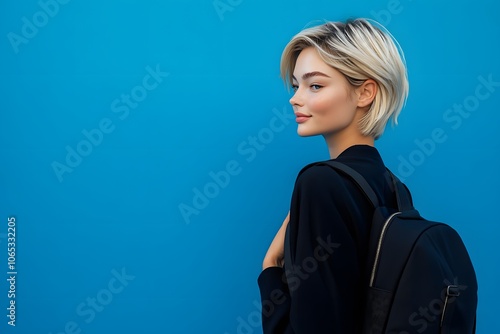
[258,145,398,333]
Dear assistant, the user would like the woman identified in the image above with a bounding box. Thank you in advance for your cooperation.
[258,18,409,333]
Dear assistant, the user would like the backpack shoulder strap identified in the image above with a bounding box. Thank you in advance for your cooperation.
[317,161,380,208]
[319,161,415,213]
[385,169,414,212]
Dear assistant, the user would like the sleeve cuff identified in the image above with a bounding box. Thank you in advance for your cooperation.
[258,266,288,299]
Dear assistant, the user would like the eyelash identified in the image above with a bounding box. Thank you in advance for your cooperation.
[292,84,323,92]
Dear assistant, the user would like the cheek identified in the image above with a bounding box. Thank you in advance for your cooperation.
[310,91,351,116]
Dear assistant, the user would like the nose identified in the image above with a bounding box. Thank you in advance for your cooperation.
[289,90,303,107]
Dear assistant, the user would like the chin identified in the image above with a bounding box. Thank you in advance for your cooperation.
[297,126,320,137]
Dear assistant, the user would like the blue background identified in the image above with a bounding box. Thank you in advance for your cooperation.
[1,0,499,333]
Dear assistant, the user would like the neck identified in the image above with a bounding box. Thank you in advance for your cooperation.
[324,129,374,159]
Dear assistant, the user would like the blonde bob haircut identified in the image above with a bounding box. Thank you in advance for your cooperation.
[281,18,409,139]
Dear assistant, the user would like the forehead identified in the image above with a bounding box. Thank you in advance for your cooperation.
[293,47,340,79]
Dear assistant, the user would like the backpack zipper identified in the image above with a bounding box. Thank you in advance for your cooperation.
[369,211,401,287]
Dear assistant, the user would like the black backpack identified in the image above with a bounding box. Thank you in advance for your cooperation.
[318,161,478,334]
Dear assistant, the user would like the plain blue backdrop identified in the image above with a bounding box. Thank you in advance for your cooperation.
[0,0,499,333]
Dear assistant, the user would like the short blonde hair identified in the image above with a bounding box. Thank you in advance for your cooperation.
[281,18,409,139]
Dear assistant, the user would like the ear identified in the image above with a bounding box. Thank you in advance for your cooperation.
[356,79,378,108]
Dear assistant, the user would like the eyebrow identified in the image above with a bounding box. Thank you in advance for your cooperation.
[292,71,331,82]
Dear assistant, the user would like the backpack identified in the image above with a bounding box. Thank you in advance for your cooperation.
[318,161,478,334]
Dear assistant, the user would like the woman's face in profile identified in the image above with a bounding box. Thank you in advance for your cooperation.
[290,47,359,138]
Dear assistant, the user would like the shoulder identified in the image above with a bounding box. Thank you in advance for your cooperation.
[295,162,348,197]
[297,162,341,181]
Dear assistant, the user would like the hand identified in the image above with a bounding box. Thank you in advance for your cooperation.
[262,212,290,270]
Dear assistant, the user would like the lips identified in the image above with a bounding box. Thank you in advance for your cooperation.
[295,112,311,123]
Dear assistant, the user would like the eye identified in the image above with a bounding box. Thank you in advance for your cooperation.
[291,84,299,92]
[310,84,323,91]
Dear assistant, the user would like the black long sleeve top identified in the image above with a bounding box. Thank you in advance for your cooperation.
[257,145,398,333]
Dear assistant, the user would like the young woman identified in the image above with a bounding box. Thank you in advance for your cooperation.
[258,18,409,333]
